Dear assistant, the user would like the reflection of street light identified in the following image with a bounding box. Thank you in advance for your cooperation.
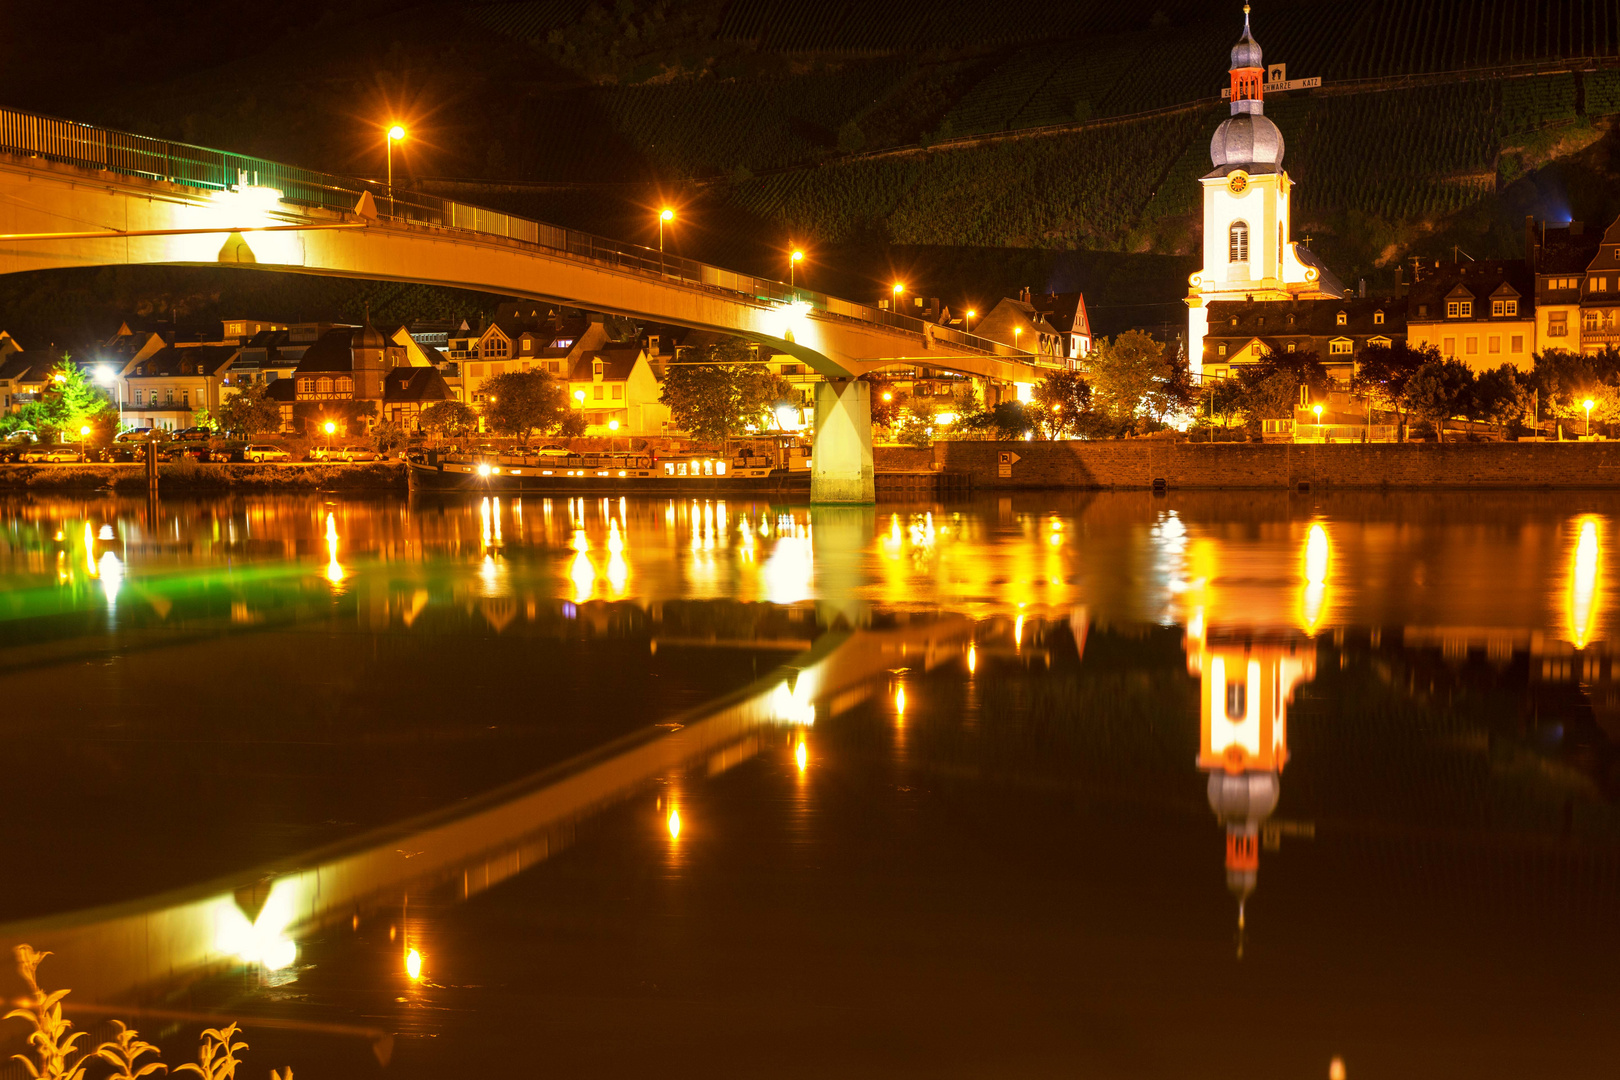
[658,207,674,253]
[789,248,804,288]
[1585,397,1595,436]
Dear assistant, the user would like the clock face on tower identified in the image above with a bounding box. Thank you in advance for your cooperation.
[1228,172,1249,195]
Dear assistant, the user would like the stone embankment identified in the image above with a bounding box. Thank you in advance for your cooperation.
[0,462,407,492]
[878,441,1620,489]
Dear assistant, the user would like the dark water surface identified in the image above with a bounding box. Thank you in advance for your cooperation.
[3,491,1620,1078]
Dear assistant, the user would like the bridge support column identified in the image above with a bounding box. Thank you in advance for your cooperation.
[811,378,874,504]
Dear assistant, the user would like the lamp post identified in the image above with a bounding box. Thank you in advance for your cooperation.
[79,424,91,462]
[1585,397,1595,437]
[965,308,976,330]
[891,282,905,309]
[385,124,405,217]
[789,248,804,289]
[658,208,674,253]
[1313,402,1324,441]
[1014,325,1023,351]
[324,419,336,455]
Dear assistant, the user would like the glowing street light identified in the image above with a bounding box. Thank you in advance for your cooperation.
[574,389,586,404]
[323,419,336,453]
[1585,397,1595,436]
[965,308,977,329]
[1014,325,1023,350]
[789,248,804,288]
[384,123,405,216]
[1313,403,1324,424]
[658,207,675,253]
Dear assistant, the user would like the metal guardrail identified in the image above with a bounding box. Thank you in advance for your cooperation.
[0,106,1025,362]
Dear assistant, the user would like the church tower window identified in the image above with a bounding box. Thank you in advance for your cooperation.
[1229,221,1249,263]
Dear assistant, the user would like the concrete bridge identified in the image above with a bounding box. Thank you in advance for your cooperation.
[0,108,1057,500]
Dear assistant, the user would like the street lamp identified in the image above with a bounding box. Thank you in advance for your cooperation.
[789,248,804,288]
[965,308,976,329]
[1313,403,1324,421]
[324,419,336,454]
[1585,397,1595,436]
[385,123,405,216]
[1014,325,1023,350]
[891,282,905,306]
[658,207,674,253]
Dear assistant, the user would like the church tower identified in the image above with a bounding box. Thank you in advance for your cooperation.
[1185,5,1343,377]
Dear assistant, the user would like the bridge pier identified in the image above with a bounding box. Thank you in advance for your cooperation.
[811,379,874,504]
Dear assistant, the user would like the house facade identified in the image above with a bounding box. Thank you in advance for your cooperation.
[1201,297,1406,383]
[122,345,237,431]
[1407,260,1536,372]
[567,346,668,435]
[1580,216,1620,354]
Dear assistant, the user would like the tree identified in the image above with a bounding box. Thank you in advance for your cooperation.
[1353,341,1436,436]
[373,419,409,453]
[23,360,115,442]
[862,375,902,430]
[660,340,794,442]
[896,400,935,446]
[1472,364,1532,428]
[1087,330,1183,426]
[482,369,570,444]
[1404,358,1477,441]
[1032,371,1094,439]
[215,379,283,439]
[420,400,478,441]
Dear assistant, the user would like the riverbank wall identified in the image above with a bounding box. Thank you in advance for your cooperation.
[877,441,1620,489]
[0,462,407,492]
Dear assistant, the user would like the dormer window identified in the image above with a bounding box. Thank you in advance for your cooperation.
[1492,299,1518,317]
[592,359,603,376]
[1229,317,1238,327]
[1229,221,1249,263]
[1336,311,1347,326]
[1447,300,1472,318]
[1286,342,1297,352]
[1373,310,1385,324]
[1287,315,1295,327]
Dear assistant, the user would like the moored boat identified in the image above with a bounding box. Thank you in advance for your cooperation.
[405,439,811,495]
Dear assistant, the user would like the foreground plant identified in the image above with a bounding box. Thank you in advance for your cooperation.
[6,947,291,1080]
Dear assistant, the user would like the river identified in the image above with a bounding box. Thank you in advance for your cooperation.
[1,490,1617,1078]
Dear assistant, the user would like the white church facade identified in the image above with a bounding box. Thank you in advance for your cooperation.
[1185,5,1345,378]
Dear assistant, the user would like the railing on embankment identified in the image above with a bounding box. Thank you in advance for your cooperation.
[879,440,1620,489]
[0,106,1018,361]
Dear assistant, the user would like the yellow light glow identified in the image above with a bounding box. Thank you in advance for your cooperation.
[574,389,586,402]
[882,391,893,401]
[1301,522,1331,634]
[667,807,681,839]
[570,528,594,602]
[660,207,675,222]
[935,411,958,425]
[405,948,422,980]
[892,282,904,295]
[966,643,977,673]
[324,513,344,585]
[1585,398,1596,411]
[795,740,808,773]
[1014,613,1025,647]
[895,684,906,716]
[324,421,336,434]
[476,462,492,477]
[1313,404,1323,419]
[79,425,90,436]
[1569,516,1601,648]
[966,309,976,319]
[790,250,804,264]
[608,419,620,431]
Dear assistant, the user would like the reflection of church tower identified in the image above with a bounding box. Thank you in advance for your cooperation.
[1185,5,1344,377]
[1187,629,1315,940]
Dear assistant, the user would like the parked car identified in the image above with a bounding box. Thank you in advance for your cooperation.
[244,444,290,463]
[20,446,82,463]
[340,446,380,462]
[173,427,213,442]
[307,446,339,462]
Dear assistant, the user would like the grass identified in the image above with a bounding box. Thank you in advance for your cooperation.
[0,463,408,492]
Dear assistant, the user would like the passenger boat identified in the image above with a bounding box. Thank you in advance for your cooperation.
[405,439,811,495]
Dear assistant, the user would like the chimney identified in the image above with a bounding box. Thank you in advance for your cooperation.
[1525,214,1537,271]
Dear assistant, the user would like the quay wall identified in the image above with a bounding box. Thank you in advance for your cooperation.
[875,441,1620,489]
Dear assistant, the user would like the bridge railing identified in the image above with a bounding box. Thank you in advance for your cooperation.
[0,105,1026,362]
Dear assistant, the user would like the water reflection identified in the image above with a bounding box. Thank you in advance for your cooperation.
[1570,515,1602,649]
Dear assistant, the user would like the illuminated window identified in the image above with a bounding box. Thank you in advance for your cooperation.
[1216,344,1228,357]
[1585,310,1601,331]
[1228,220,1249,262]
[1492,299,1518,317]
[317,377,332,394]
[1336,311,1347,326]
[1286,342,1297,352]
[1373,310,1384,324]
[337,376,353,393]
[612,384,623,400]
[181,389,189,406]
[1329,338,1352,355]
[593,360,603,376]
[298,378,314,394]
[1594,278,1610,293]
[165,388,173,403]
[1447,300,1472,318]
[1550,313,1568,336]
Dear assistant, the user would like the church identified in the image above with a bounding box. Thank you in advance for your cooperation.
[1186,5,1347,379]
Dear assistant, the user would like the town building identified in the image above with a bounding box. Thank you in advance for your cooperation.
[1407,260,1536,372]
[122,345,237,431]
[567,345,668,435]
[1201,296,1406,382]
[0,339,48,414]
[975,293,1065,360]
[1529,217,1599,353]
[1185,7,1346,376]
[1580,215,1620,354]
[1030,291,1094,363]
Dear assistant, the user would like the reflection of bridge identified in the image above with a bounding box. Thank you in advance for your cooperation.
[0,615,971,1005]
[0,108,1052,502]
